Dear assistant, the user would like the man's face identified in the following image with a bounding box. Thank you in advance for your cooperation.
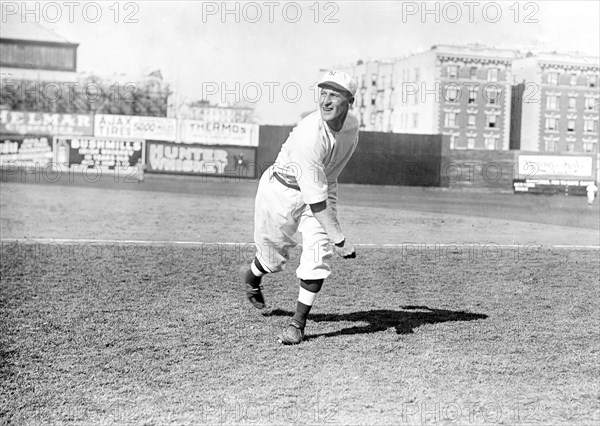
[319,87,351,123]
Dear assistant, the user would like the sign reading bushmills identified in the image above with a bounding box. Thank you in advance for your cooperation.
[0,135,53,166]
[179,120,259,146]
[94,114,177,141]
[0,111,94,136]
[53,136,145,173]
[146,140,256,178]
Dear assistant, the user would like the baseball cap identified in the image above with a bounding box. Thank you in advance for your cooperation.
[317,70,357,98]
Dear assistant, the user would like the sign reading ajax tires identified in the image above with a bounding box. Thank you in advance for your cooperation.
[53,136,145,173]
[0,111,93,136]
[94,114,177,141]
[146,140,256,178]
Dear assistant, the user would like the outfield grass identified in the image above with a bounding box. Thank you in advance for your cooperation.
[1,243,598,425]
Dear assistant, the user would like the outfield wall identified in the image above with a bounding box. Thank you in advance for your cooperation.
[2,110,597,193]
[256,126,451,187]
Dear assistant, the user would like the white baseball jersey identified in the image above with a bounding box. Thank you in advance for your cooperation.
[253,110,359,280]
[273,111,360,205]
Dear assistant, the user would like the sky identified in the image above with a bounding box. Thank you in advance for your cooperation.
[4,1,600,124]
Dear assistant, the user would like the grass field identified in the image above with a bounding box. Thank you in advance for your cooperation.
[1,175,599,425]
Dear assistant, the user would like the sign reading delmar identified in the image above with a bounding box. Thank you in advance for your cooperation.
[94,114,176,141]
[0,111,93,136]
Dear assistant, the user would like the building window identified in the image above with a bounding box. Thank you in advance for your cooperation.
[487,114,497,128]
[485,137,496,150]
[449,135,456,149]
[547,72,559,85]
[370,113,376,125]
[546,95,559,110]
[545,117,558,131]
[412,113,419,128]
[584,119,598,133]
[588,75,598,88]
[487,68,498,82]
[585,98,597,111]
[545,140,556,152]
[486,86,499,104]
[570,74,578,86]
[567,120,576,132]
[447,65,458,79]
[470,67,477,79]
[566,143,575,152]
[568,97,577,110]
[371,93,376,105]
[467,137,475,149]
[371,74,377,86]
[468,115,476,127]
[414,67,420,82]
[583,141,597,152]
[444,112,457,127]
[468,86,477,103]
[445,85,459,102]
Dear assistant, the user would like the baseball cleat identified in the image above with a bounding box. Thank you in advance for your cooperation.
[240,265,265,309]
[279,322,304,345]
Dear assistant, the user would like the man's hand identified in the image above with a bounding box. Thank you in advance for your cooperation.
[334,239,356,259]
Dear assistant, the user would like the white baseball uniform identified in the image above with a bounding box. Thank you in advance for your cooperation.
[586,182,598,204]
[253,110,359,280]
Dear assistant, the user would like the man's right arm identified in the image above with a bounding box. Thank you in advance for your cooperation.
[310,201,356,258]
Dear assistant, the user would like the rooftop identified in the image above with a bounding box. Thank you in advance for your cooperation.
[1,13,75,44]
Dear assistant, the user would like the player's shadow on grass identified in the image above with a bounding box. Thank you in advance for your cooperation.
[267,305,488,340]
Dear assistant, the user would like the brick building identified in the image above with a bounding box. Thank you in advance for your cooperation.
[511,52,599,153]
[339,44,519,150]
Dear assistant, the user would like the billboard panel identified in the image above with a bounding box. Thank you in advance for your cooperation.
[53,136,145,173]
[0,111,93,136]
[518,155,593,179]
[179,120,259,146]
[94,114,176,141]
[0,135,53,166]
[145,140,256,178]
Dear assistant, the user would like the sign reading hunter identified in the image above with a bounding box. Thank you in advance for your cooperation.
[94,114,176,141]
[53,136,145,172]
[0,135,53,166]
[146,140,256,178]
[0,111,93,136]
[179,120,259,146]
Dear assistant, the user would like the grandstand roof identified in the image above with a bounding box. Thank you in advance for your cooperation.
[1,13,76,44]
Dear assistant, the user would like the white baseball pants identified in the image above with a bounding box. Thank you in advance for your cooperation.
[253,168,333,280]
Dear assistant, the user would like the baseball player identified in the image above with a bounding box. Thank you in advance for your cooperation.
[240,70,359,345]
[586,181,598,206]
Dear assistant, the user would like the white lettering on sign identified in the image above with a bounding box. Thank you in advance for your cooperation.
[148,143,229,174]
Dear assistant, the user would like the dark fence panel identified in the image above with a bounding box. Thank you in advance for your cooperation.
[339,132,447,186]
[257,126,449,187]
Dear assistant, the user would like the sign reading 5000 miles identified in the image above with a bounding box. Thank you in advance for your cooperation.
[94,114,176,141]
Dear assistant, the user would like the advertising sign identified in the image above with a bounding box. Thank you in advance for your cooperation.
[0,111,93,136]
[513,178,594,196]
[53,136,145,173]
[0,135,53,166]
[179,120,259,146]
[94,114,176,141]
[146,140,256,178]
[518,155,593,178]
